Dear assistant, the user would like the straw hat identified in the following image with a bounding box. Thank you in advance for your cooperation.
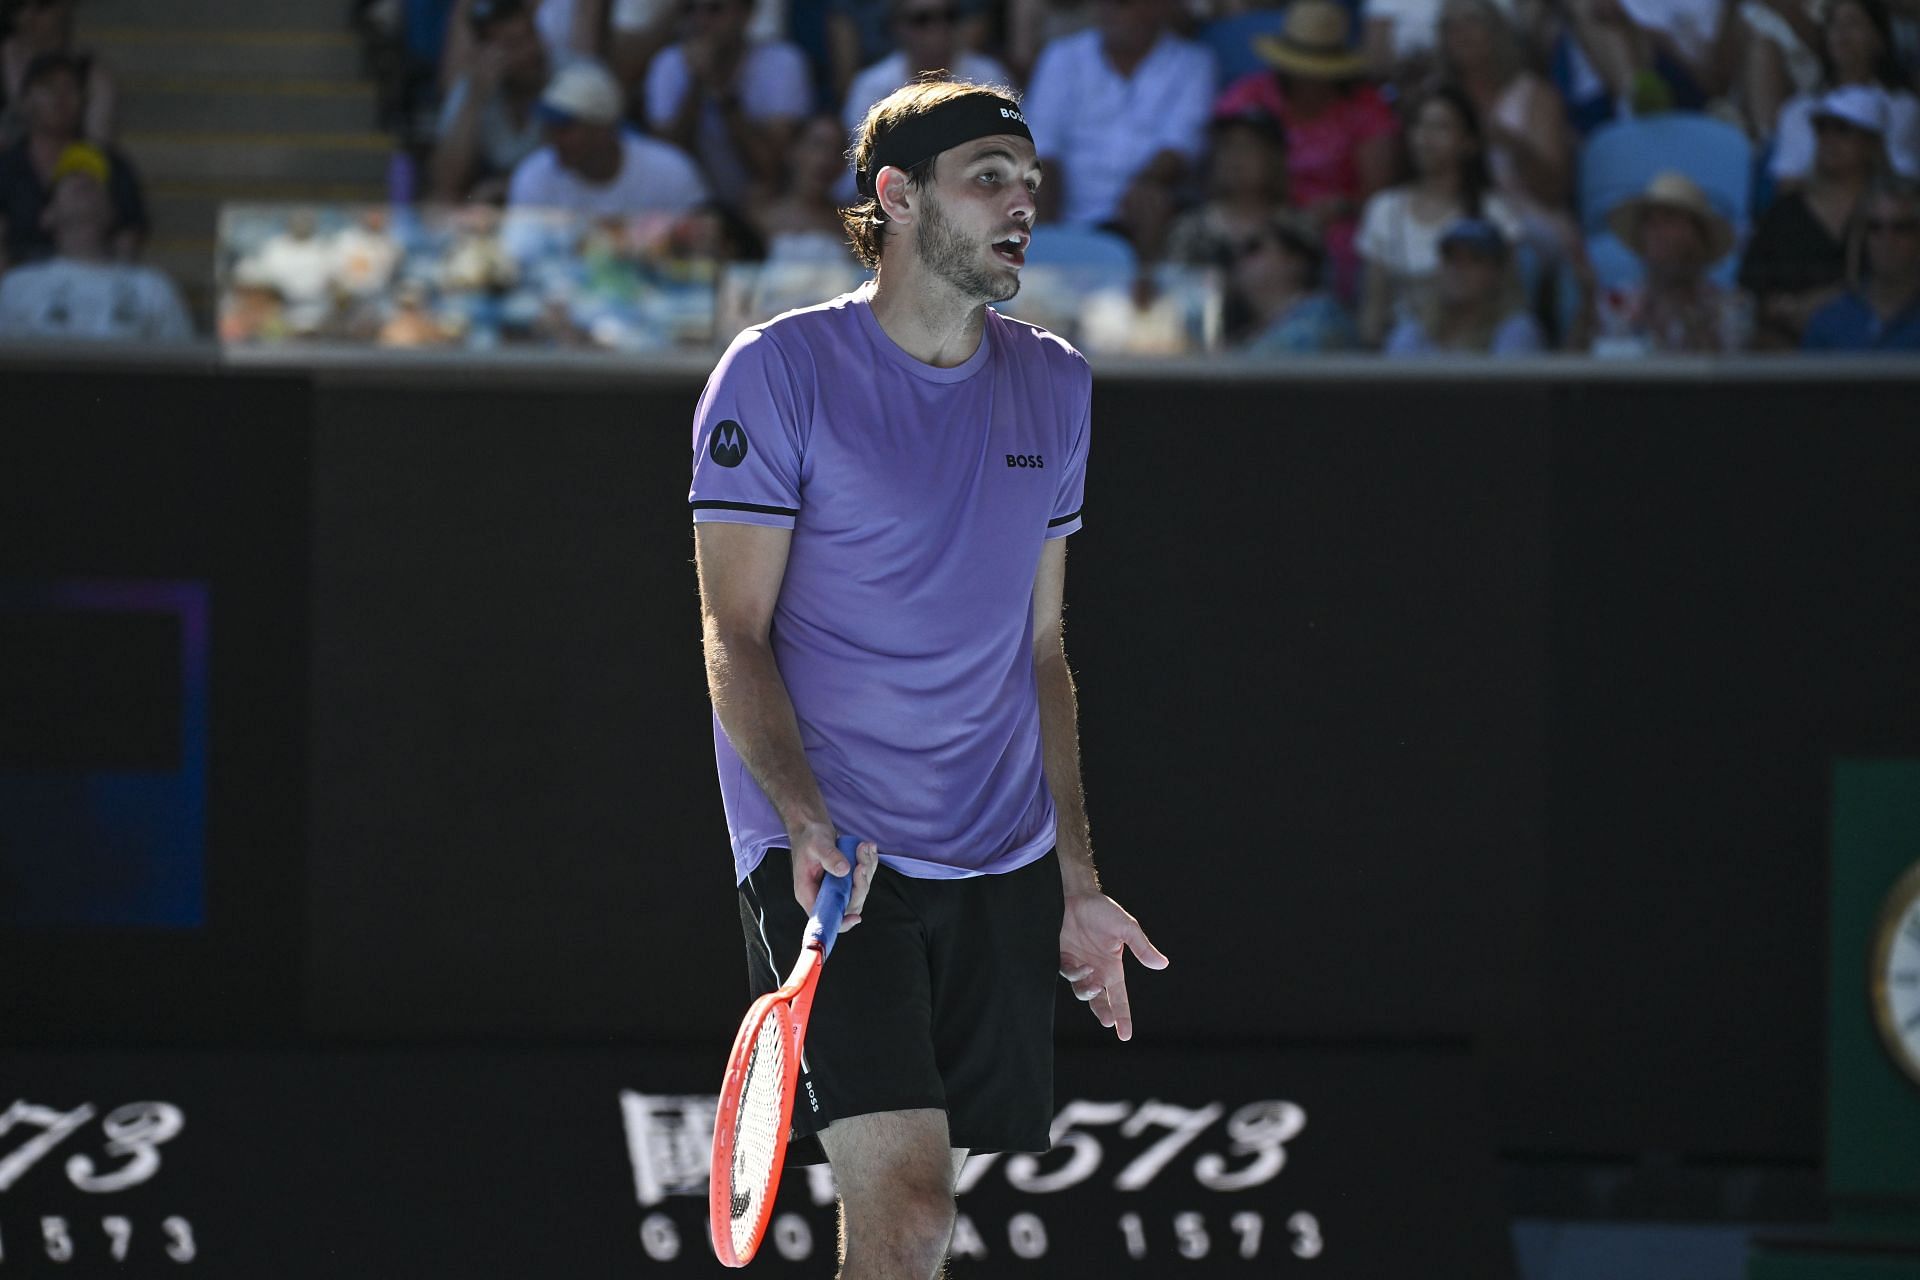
[1606,171,1735,262]
[1254,0,1367,80]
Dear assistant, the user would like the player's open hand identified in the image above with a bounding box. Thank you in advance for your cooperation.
[1059,893,1169,1042]
[790,824,878,931]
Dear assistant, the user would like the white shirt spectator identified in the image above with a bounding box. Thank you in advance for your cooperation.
[507,128,710,214]
[841,50,1016,134]
[237,226,338,331]
[332,219,403,299]
[0,258,191,341]
[1363,0,1514,62]
[1356,188,1524,280]
[1021,28,1217,227]
[1618,0,1724,68]
[643,40,812,203]
[1772,86,1920,180]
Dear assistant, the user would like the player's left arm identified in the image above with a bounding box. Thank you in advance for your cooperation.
[1033,538,1169,1042]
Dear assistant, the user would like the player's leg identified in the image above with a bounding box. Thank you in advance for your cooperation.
[818,1108,959,1280]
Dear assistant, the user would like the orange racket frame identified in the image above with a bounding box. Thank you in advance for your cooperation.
[710,842,856,1267]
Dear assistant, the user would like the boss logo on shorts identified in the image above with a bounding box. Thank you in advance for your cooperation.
[709,421,750,468]
[1006,454,1044,469]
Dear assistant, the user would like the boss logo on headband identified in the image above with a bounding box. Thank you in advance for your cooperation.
[999,107,1025,123]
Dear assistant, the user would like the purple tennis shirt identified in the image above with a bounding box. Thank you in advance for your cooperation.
[689,283,1091,884]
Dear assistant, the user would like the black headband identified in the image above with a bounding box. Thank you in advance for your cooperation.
[858,93,1032,199]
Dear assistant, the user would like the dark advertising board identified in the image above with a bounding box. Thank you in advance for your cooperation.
[0,1045,1508,1277]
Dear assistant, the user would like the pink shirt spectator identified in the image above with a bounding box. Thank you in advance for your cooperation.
[1214,71,1396,293]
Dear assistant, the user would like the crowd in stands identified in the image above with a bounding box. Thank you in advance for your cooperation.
[2,0,1919,352]
[0,0,188,343]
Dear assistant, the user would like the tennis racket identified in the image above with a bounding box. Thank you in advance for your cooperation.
[709,834,859,1267]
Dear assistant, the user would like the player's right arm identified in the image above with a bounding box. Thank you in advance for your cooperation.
[690,328,876,925]
[695,526,875,926]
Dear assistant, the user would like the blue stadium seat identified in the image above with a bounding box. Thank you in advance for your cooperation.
[1577,114,1753,241]
[1023,225,1138,273]
[1198,10,1292,84]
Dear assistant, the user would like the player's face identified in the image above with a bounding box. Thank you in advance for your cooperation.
[913,134,1040,303]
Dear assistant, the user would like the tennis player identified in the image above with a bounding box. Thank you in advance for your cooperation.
[690,77,1168,1279]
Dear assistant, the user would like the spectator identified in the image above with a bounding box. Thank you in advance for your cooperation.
[1355,84,1521,344]
[511,59,709,214]
[1383,213,1544,351]
[1743,84,1886,343]
[841,2,1012,137]
[0,52,144,264]
[754,112,858,260]
[1585,170,1743,351]
[440,0,604,91]
[1559,0,1734,119]
[1736,0,1828,135]
[0,0,114,145]
[1770,0,1918,184]
[1230,208,1359,351]
[378,279,456,346]
[1437,0,1575,220]
[672,197,767,267]
[1803,174,1920,347]
[644,0,811,205]
[0,145,189,341]
[233,208,339,334]
[826,0,897,103]
[1364,0,1515,85]
[1022,0,1216,255]
[1004,0,1097,81]
[1215,0,1399,298]
[331,207,405,335]
[430,0,551,203]
[439,202,521,291]
[1166,104,1290,267]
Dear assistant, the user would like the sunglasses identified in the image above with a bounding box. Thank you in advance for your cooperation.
[682,0,731,15]
[1866,217,1920,232]
[900,6,960,26]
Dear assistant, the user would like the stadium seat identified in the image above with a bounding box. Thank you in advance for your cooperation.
[1576,114,1753,241]
[1023,225,1138,273]
[1198,10,1291,84]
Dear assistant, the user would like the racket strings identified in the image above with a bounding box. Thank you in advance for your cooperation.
[728,1010,788,1254]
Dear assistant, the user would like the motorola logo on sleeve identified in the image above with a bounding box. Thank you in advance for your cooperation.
[709,421,750,468]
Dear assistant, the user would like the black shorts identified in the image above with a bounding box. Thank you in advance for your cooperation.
[738,847,1063,1165]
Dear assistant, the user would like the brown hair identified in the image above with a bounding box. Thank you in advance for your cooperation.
[841,75,1022,269]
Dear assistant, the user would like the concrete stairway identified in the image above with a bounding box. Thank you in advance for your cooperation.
[80,0,394,327]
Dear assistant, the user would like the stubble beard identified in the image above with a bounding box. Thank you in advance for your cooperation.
[914,189,1020,305]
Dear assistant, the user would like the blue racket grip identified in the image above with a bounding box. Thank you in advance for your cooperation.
[806,835,862,958]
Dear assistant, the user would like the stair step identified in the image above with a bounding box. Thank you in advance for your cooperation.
[83,29,365,79]
[147,179,388,247]
[122,131,394,184]
[84,0,358,33]
[118,78,380,134]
